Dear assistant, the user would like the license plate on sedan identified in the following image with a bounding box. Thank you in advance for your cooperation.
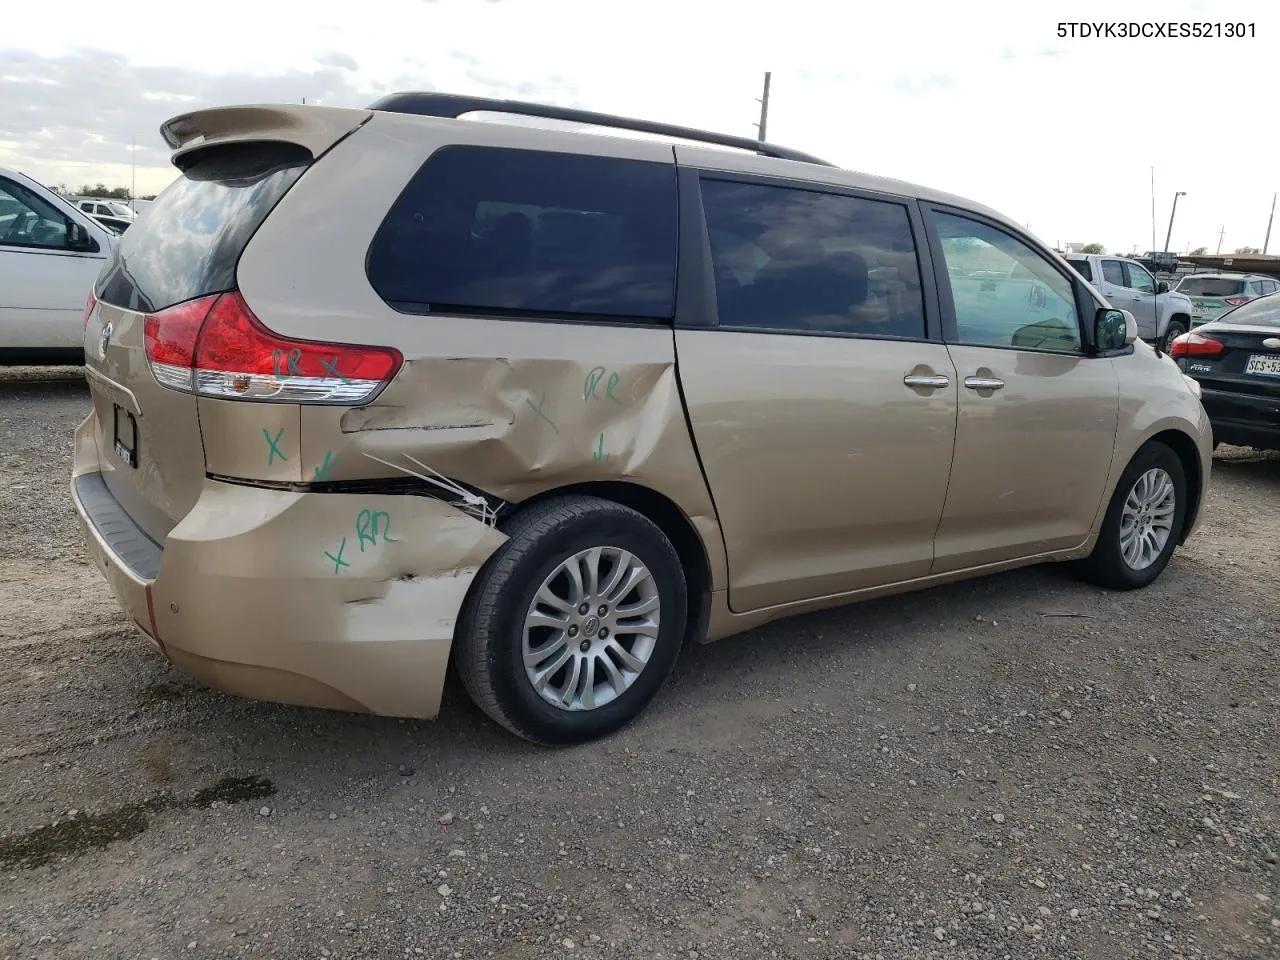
[1245,354,1280,378]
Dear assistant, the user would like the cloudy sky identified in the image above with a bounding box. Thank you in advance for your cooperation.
[2,0,1274,254]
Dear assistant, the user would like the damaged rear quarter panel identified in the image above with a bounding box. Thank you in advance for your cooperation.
[232,114,727,592]
[151,479,508,718]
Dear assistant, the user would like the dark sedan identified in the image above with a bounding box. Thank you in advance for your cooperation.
[1171,291,1280,452]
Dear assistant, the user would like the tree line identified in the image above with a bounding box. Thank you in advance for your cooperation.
[1078,242,1261,256]
[48,183,157,201]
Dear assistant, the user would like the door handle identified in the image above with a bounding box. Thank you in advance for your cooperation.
[963,376,1005,391]
[903,374,951,388]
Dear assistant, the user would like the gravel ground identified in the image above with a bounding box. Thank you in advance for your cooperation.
[1,365,1277,960]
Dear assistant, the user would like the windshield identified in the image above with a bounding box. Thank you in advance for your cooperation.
[1178,276,1246,297]
[1217,292,1280,327]
[104,201,134,217]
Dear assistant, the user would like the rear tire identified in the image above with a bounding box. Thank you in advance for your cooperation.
[454,496,687,745]
[1075,442,1187,590]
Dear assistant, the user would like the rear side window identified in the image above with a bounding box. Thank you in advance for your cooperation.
[1101,260,1125,285]
[96,142,310,313]
[367,147,677,320]
[1067,258,1092,281]
[699,178,925,338]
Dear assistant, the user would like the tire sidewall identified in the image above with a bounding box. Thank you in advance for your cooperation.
[482,510,686,744]
[1163,321,1186,351]
[1099,443,1187,588]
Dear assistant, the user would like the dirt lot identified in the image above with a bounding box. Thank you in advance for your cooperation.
[1,366,1277,960]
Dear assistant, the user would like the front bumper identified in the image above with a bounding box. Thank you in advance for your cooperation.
[71,415,508,718]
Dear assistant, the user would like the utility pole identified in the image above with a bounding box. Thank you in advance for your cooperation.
[754,72,771,142]
[1265,192,1276,255]
[131,137,136,204]
[1216,226,1226,254]
[1163,191,1185,253]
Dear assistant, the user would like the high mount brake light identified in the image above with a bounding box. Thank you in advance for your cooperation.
[142,292,403,404]
[1168,332,1225,359]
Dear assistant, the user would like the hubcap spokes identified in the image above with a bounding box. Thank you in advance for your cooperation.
[522,547,661,711]
[1119,467,1176,571]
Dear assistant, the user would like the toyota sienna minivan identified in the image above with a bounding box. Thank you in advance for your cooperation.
[71,93,1212,744]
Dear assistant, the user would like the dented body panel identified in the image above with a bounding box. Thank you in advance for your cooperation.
[72,413,508,717]
[234,113,727,589]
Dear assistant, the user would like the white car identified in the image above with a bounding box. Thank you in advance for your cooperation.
[73,197,136,222]
[1,168,115,364]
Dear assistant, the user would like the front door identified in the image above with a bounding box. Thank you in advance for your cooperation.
[1122,260,1160,339]
[925,208,1119,573]
[674,171,958,612]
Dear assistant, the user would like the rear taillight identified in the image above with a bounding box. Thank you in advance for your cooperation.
[143,295,220,391]
[143,292,402,404]
[82,290,97,333]
[1169,332,1225,358]
[1224,296,1252,306]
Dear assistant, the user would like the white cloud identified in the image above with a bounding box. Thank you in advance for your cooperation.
[2,0,1276,252]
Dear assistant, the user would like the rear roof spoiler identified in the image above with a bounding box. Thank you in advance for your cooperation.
[160,104,373,166]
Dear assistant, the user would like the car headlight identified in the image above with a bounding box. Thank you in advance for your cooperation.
[1183,374,1202,398]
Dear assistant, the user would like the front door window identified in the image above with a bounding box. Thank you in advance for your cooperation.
[934,212,1082,354]
[0,178,71,250]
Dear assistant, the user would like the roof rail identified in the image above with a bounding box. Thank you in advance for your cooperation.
[365,92,836,167]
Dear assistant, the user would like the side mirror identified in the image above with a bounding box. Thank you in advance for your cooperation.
[1156,280,1170,294]
[66,220,92,251]
[1095,307,1137,351]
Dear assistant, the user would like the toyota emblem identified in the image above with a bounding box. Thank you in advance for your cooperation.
[99,321,113,358]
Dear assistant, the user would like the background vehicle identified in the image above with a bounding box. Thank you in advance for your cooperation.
[71,94,1211,745]
[1175,272,1279,328]
[1141,250,1180,274]
[1171,291,1280,451]
[1065,253,1194,350]
[68,197,134,235]
[1,168,115,364]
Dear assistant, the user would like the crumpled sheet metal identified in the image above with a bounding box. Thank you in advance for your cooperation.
[302,352,726,590]
[150,479,509,718]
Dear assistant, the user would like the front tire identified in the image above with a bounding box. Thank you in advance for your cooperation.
[1075,442,1187,590]
[1161,320,1187,352]
[454,496,687,745]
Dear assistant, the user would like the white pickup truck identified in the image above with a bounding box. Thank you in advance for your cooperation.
[1064,253,1194,352]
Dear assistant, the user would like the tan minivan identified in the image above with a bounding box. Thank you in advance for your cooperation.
[71,93,1212,744]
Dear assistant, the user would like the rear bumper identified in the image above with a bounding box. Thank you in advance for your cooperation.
[71,414,508,718]
[1201,387,1280,452]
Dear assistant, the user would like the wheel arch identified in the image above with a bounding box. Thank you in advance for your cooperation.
[1146,429,1203,543]
[493,481,714,649]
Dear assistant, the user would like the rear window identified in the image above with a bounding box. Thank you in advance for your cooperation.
[1066,257,1092,281]
[96,142,310,313]
[1177,276,1246,297]
[366,146,678,320]
[1218,293,1280,326]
